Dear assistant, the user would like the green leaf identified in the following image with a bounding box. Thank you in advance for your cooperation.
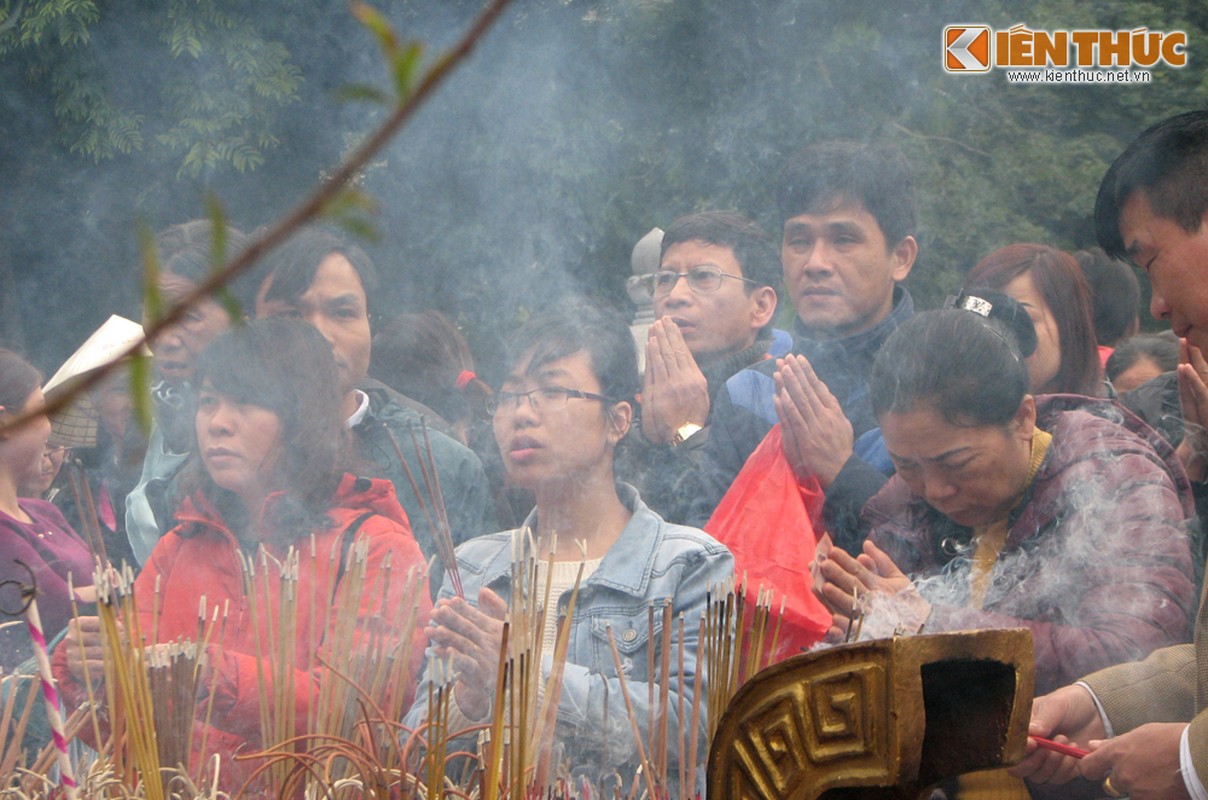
[350,2,398,61]
[139,223,162,326]
[202,195,244,321]
[333,83,389,105]
[393,40,423,98]
[129,353,154,435]
[336,217,381,243]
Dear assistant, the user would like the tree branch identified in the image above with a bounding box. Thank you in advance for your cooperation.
[2,0,513,436]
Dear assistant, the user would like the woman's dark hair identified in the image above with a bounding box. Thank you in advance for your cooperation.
[1074,247,1141,347]
[503,304,640,408]
[965,243,1101,396]
[0,349,41,415]
[371,310,490,432]
[1106,331,1180,384]
[187,319,349,534]
[871,306,1032,428]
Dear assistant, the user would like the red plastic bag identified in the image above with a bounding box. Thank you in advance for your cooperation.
[704,424,831,661]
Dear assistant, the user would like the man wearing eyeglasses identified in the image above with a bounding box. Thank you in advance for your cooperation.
[617,211,787,523]
[687,141,919,556]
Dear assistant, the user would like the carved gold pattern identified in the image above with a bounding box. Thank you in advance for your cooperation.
[708,629,1034,800]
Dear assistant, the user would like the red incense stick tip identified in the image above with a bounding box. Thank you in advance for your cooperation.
[1029,735,1089,758]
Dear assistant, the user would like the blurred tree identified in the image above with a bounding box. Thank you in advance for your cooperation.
[1,0,1204,372]
[0,0,301,172]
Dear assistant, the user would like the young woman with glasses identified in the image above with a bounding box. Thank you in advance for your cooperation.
[405,305,734,797]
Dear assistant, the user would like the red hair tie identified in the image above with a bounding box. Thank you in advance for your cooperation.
[455,370,477,390]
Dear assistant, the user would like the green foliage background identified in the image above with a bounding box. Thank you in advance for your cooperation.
[2,0,1205,378]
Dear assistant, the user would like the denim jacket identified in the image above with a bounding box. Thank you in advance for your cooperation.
[405,483,734,795]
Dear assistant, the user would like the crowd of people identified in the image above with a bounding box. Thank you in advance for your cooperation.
[3,109,1208,798]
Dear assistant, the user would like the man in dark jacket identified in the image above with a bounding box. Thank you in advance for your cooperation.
[687,141,919,553]
[618,211,789,522]
[254,227,494,577]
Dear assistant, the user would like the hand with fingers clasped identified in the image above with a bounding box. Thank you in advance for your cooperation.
[1176,339,1208,482]
[773,355,853,489]
[427,586,509,721]
[815,539,929,642]
[641,319,711,444]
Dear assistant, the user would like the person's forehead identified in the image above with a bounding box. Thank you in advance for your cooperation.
[783,200,883,233]
[508,349,593,383]
[304,253,366,299]
[158,271,200,302]
[660,238,740,265]
[262,252,367,307]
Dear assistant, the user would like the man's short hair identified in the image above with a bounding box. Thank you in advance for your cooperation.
[257,226,379,310]
[154,220,255,309]
[776,140,917,247]
[1095,110,1208,259]
[659,211,781,291]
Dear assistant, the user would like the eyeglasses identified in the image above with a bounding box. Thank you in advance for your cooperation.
[486,386,615,416]
[627,265,761,299]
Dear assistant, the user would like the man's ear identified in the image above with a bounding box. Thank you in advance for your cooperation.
[749,286,778,330]
[890,235,918,282]
[608,401,633,444]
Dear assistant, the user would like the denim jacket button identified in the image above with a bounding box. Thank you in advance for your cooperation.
[622,629,637,642]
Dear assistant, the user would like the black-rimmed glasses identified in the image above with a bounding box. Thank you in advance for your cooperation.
[486,386,615,416]
[627,265,760,299]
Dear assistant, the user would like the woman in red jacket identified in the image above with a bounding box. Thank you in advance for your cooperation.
[56,319,431,794]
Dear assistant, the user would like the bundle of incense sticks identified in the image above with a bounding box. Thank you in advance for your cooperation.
[233,529,429,797]
[18,557,802,799]
[92,563,166,800]
[145,640,205,774]
[387,421,466,598]
[407,534,801,800]
[0,671,40,784]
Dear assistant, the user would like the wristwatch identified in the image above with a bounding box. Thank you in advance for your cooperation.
[671,422,704,447]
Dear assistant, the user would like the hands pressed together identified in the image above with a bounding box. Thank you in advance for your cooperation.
[1176,340,1208,482]
[773,355,853,489]
[813,538,927,642]
[641,319,710,444]
[427,586,509,721]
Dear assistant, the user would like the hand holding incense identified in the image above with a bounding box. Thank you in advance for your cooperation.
[1029,735,1089,758]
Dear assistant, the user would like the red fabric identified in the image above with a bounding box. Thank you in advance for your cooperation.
[53,474,432,794]
[703,424,831,662]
